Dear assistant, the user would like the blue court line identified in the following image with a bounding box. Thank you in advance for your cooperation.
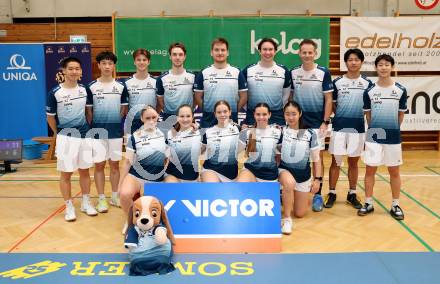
[425,166,440,176]
[375,172,440,220]
[340,168,434,252]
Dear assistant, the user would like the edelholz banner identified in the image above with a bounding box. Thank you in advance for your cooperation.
[115,17,330,72]
[43,43,92,92]
[340,17,440,71]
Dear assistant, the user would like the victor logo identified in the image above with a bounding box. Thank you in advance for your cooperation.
[250,30,322,59]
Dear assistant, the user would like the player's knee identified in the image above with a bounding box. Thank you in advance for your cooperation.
[95,162,106,171]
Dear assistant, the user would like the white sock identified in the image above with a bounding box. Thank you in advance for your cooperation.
[366,197,373,205]
[65,199,73,206]
[349,189,357,194]
[99,194,106,200]
[392,199,399,207]
[329,190,336,194]
[112,192,119,199]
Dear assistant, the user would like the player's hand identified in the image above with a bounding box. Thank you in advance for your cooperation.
[241,124,249,129]
[191,122,199,132]
[319,123,328,136]
[310,180,320,194]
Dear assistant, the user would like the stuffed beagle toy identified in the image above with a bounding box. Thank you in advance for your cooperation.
[124,195,176,276]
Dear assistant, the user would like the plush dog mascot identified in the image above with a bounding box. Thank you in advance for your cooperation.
[124,196,176,276]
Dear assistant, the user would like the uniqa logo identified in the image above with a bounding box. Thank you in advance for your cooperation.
[2,54,37,81]
[250,30,322,59]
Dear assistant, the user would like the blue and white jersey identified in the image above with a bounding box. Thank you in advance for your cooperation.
[242,62,291,111]
[332,75,373,133]
[156,70,195,116]
[194,64,247,127]
[125,75,157,118]
[241,125,283,181]
[86,79,128,139]
[363,82,407,145]
[201,122,240,180]
[291,64,333,129]
[279,127,319,183]
[127,128,168,181]
[166,128,201,181]
[46,84,90,138]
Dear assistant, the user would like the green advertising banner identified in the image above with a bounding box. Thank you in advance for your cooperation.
[115,17,329,72]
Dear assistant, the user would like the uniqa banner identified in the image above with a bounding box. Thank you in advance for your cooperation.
[115,17,330,72]
[43,43,93,92]
[340,17,440,71]
[0,43,47,139]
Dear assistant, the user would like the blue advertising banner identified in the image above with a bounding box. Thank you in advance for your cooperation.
[145,182,281,235]
[0,44,47,140]
[43,43,92,92]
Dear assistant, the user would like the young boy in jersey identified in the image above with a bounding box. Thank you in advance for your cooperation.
[194,37,248,128]
[290,39,333,212]
[358,54,407,220]
[325,49,372,209]
[46,57,97,221]
[242,37,291,126]
[86,51,128,213]
[156,42,195,122]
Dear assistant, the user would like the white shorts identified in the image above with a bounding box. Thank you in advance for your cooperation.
[55,135,93,172]
[329,131,365,157]
[312,129,326,151]
[201,168,234,182]
[92,138,123,163]
[164,173,199,182]
[362,142,403,167]
[278,168,311,192]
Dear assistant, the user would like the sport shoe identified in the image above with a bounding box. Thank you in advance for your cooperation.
[312,194,324,212]
[81,198,98,216]
[96,198,109,213]
[357,203,374,216]
[281,218,293,235]
[110,195,121,208]
[390,205,405,220]
[346,193,362,209]
[324,193,337,208]
[65,201,76,222]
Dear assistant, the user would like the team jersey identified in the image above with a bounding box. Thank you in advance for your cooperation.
[166,128,201,181]
[291,64,333,129]
[201,121,241,180]
[240,125,283,181]
[86,79,128,139]
[127,128,168,182]
[46,84,90,138]
[156,70,195,116]
[194,64,247,128]
[332,75,373,133]
[242,62,291,111]
[279,127,319,183]
[363,82,407,144]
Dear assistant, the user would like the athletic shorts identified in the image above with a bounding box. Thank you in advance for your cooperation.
[312,129,326,151]
[92,138,123,163]
[55,135,93,172]
[329,131,365,157]
[278,168,311,192]
[362,142,403,167]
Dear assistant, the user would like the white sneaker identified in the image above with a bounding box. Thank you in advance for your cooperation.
[110,195,121,208]
[281,218,293,235]
[65,201,76,222]
[81,198,98,216]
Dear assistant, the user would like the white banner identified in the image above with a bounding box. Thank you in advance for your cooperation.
[368,77,440,131]
[340,17,440,71]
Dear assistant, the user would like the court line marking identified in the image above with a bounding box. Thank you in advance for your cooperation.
[375,172,440,220]
[6,191,81,253]
[425,166,440,176]
[340,168,434,252]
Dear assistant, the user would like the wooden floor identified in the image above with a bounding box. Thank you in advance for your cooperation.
[1,150,439,254]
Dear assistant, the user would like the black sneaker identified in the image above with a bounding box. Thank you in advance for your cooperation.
[357,203,374,216]
[390,205,405,220]
[324,193,337,208]
[346,193,362,209]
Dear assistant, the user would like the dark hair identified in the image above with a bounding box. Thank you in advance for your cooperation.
[246,103,272,156]
[344,48,365,62]
[168,42,187,55]
[258,38,278,51]
[375,54,395,67]
[61,56,81,68]
[284,101,305,130]
[174,104,194,132]
[140,105,157,119]
[96,51,117,64]
[214,100,231,113]
[299,39,317,50]
[132,48,151,61]
[211,37,229,50]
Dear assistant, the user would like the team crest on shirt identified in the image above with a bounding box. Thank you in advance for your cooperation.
[112,86,119,93]
[357,81,364,88]
[225,71,232,77]
[391,90,399,97]
[372,93,382,104]
[183,77,191,84]
[310,74,318,80]
[271,70,278,76]
[146,82,153,88]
